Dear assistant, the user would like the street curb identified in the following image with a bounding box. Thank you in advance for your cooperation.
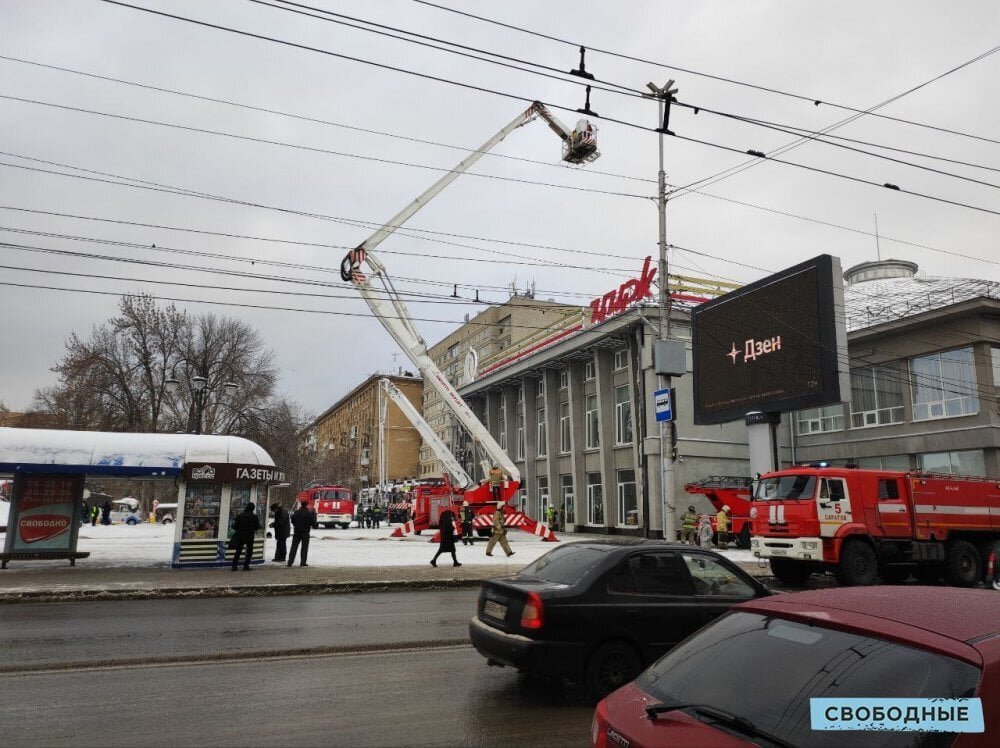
[0,577,488,604]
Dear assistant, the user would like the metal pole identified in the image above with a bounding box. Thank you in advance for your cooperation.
[655,96,676,543]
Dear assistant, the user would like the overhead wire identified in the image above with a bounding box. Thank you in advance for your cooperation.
[411,0,1000,147]
[91,0,1000,219]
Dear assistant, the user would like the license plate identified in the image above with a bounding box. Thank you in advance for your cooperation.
[770,549,787,556]
[483,600,507,620]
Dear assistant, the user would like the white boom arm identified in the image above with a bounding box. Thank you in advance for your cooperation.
[341,102,601,485]
[380,378,473,489]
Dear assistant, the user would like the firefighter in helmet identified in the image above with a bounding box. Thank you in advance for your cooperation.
[681,505,699,545]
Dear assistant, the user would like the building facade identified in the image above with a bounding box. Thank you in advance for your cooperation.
[791,260,1000,476]
[420,295,582,481]
[303,373,423,493]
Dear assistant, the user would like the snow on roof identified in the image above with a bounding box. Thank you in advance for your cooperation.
[844,273,1000,333]
[0,428,274,477]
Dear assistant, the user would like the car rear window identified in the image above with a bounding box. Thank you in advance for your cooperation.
[518,545,608,584]
[636,611,981,748]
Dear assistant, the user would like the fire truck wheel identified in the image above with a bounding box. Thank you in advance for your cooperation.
[769,558,812,587]
[835,540,878,586]
[737,525,752,550]
[944,540,981,588]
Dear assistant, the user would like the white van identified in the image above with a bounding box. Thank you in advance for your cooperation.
[155,503,178,524]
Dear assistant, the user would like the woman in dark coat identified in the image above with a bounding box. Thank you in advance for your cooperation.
[430,510,461,568]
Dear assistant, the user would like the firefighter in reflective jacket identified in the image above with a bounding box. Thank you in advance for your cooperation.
[488,465,505,501]
[716,505,731,549]
[485,503,513,557]
[681,506,698,545]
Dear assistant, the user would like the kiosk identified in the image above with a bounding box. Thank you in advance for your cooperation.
[0,428,284,569]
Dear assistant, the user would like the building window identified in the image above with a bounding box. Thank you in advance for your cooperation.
[560,475,574,524]
[855,455,911,471]
[850,363,904,428]
[614,349,628,371]
[615,385,633,445]
[795,405,844,435]
[585,394,600,449]
[918,449,985,476]
[537,476,549,515]
[537,406,547,457]
[517,386,524,403]
[516,411,525,460]
[617,469,637,527]
[911,347,979,421]
[992,346,1000,389]
[559,369,568,389]
[587,472,604,525]
[536,379,545,397]
[584,361,596,381]
[497,407,506,452]
[559,402,571,453]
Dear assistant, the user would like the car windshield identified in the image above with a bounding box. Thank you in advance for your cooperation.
[636,612,981,748]
[518,545,609,584]
[756,475,816,501]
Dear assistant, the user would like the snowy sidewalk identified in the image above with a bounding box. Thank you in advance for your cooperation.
[0,523,769,602]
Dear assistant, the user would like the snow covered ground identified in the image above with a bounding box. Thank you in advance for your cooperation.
[0,520,759,570]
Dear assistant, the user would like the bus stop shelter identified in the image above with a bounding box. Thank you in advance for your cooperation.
[0,427,283,568]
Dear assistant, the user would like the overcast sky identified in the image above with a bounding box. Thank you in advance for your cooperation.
[2,0,998,416]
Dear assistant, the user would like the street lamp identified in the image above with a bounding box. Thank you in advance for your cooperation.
[165,362,239,435]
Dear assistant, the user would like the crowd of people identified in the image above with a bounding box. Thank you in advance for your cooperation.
[680,504,733,549]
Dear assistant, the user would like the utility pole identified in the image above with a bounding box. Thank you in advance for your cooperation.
[645,79,678,542]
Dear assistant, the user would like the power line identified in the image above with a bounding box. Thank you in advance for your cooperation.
[674,99,1000,192]
[91,1,1000,219]
[0,94,648,201]
[0,54,653,185]
[411,0,1000,147]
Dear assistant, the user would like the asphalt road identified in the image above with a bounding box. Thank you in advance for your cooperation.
[1,646,593,747]
[2,590,480,670]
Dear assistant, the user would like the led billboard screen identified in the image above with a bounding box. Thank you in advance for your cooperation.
[692,254,849,425]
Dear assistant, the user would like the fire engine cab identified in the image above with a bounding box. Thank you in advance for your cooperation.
[296,484,355,529]
[750,464,1000,588]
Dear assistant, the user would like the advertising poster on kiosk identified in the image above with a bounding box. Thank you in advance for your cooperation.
[5,473,84,553]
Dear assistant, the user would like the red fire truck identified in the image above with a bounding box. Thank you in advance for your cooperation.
[749,464,1000,588]
[296,484,355,529]
[683,476,755,548]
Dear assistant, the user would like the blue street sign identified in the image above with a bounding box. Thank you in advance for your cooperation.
[654,388,674,422]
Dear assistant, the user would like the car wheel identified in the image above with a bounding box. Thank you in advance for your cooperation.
[944,540,981,588]
[835,540,878,586]
[985,540,1000,591]
[586,641,642,700]
[737,525,751,550]
[769,558,812,587]
[340,523,350,530]
[162,518,173,524]
[126,518,138,525]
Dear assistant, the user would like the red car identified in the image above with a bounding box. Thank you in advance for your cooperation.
[593,586,999,747]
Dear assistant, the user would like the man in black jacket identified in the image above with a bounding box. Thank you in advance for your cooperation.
[269,502,291,563]
[287,499,318,567]
[231,502,261,571]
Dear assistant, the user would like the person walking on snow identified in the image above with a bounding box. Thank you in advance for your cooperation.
[485,502,514,558]
[430,510,461,567]
[230,502,260,571]
[287,499,318,567]
[697,514,713,548]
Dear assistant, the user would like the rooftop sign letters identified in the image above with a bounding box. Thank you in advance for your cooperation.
[589,256,656,326]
